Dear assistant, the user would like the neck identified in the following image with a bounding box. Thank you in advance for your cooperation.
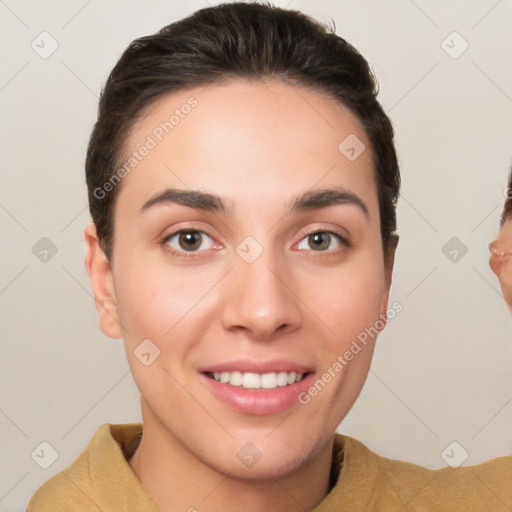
[128,408,334,512]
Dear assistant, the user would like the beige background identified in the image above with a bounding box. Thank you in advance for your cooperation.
[1,0,512,509]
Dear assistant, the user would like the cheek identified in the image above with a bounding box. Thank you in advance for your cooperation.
[304,262,386,347]
[113,256,222,345]
[112,261,212,392]
[115,278,178,342]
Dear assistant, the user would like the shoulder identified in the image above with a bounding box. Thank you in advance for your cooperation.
[335,434,512,509]
[26,448,97,512]
[26,423,143,512]
[26,468,97,512]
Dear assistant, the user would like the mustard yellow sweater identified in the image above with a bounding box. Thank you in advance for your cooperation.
[27,424,512,511]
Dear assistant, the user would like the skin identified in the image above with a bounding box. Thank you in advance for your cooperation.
[85,78,395,512]
[490,218,512,307]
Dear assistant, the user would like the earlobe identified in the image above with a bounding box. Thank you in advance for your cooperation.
[489,254,501,277]
[84,222,123,339]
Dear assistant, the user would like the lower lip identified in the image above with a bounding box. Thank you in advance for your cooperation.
[200,372,315,416]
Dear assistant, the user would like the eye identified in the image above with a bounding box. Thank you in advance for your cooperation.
[163,230,215,253]
[296,231,347,252]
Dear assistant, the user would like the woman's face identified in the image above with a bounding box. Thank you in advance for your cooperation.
[89,78,394,478]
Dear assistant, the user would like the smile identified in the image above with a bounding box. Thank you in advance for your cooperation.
[206,371,306,390]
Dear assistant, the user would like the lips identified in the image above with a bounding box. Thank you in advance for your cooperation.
[198,359,315,415]
[199,359,313,375]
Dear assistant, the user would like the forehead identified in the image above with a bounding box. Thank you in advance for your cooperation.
[116,78,378,219]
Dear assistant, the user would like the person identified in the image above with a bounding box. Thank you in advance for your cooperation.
[489,167,512,306]
[27,3,512,510]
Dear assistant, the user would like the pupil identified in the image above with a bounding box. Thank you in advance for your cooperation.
[310,233,329,251]
[179,232,201,251]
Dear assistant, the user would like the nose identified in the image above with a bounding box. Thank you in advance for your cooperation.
[220,249,302,341]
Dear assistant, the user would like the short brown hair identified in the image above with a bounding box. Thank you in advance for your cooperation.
[85,2,400,260]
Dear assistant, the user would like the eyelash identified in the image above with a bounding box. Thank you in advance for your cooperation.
[160,228,351,258]
[161,230,217,259]
[299,228,351,253]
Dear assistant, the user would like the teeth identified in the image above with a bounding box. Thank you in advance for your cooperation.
[230,371,243,386]
[276,372,288,386]
[209,371,305,389]
[260,373,275,389]
[243,373,260,389]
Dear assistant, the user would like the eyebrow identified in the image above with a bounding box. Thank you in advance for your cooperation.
[290,187,369,218]
[139,186,369,218]
[140,189,226,214]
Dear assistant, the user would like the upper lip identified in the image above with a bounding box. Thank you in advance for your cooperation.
[199,359,314,374]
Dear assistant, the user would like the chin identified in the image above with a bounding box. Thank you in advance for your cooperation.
[209,447,313,481]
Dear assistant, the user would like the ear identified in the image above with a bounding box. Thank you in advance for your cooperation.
[84,222,123,339]
[379,236,398,321]
[489,252,501,277]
